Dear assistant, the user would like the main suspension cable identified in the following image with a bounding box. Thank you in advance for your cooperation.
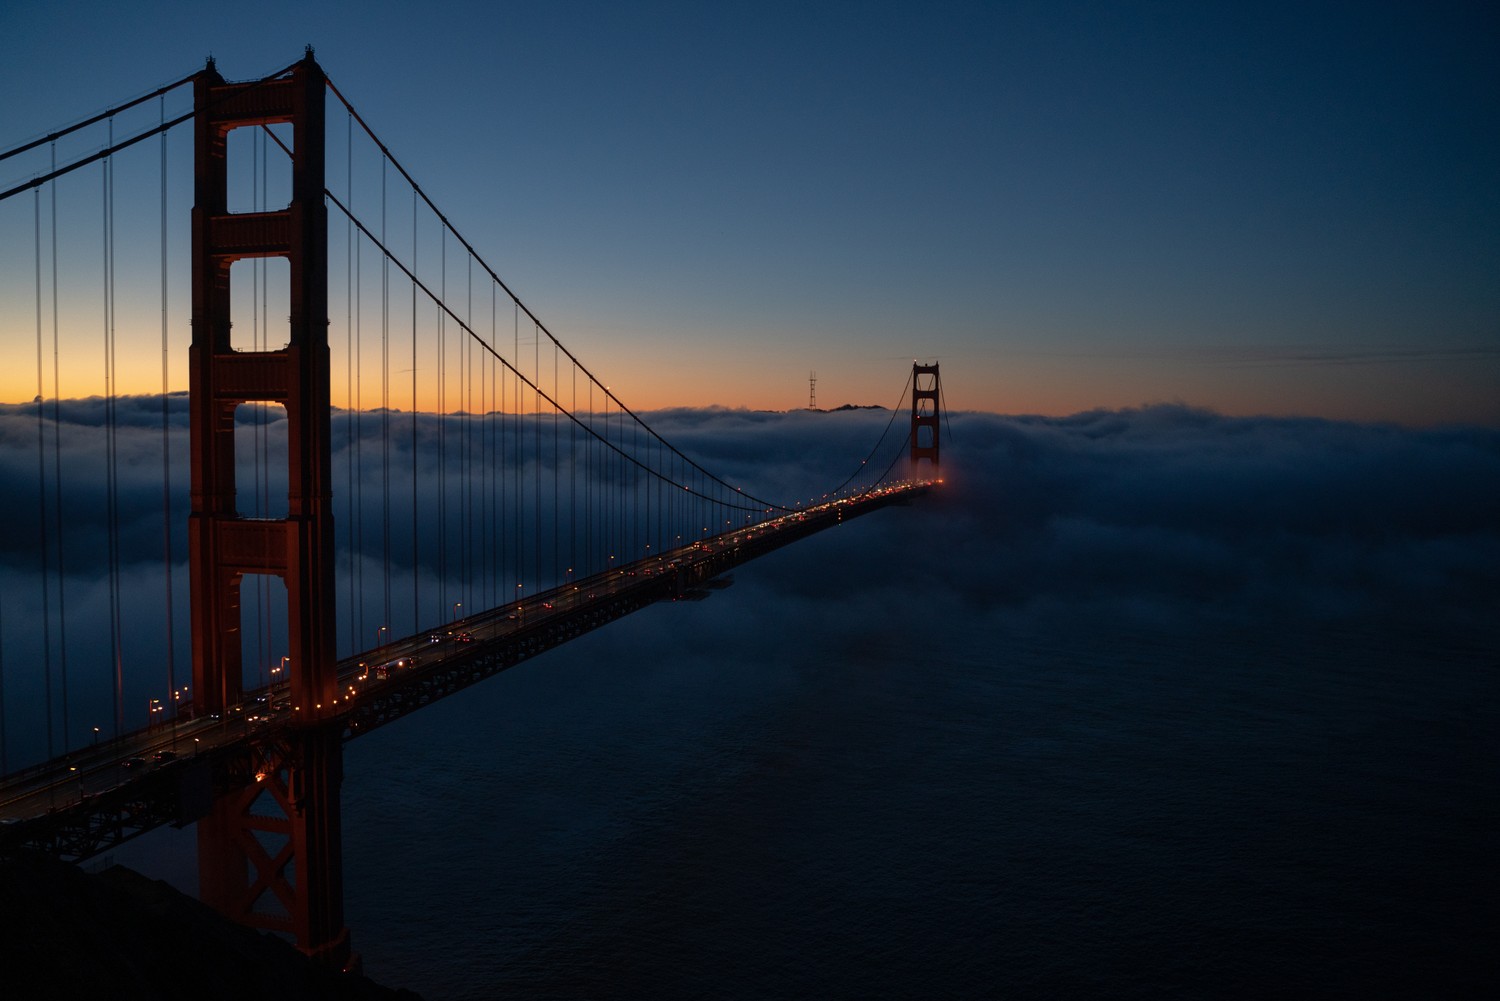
[827,366,914,497]
[1,59,302,203]
[326,188,776,514]
[0,69,196,163]
[323,78,787,511]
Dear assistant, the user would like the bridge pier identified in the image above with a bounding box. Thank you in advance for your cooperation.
[198,728,349,968]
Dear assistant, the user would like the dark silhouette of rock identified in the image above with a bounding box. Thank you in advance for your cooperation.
[0,854,422,1000]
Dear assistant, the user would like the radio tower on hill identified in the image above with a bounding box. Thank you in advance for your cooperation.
[809,370,817,410]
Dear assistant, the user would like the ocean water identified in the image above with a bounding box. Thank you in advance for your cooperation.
[332,549,1496,999]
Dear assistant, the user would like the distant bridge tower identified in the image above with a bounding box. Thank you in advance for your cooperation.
[187,53,349,967]
[910,362,940,472]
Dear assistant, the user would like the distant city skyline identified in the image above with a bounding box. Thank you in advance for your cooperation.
[1,1,1496,425]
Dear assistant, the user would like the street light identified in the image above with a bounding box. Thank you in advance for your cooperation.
[453,601,462,622]
[376,625,389,648]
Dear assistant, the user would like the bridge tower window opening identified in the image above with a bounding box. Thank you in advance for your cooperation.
[237,572,288,693]
[233,401,290,520]
[228,256,290,352]
[225,123,293,215]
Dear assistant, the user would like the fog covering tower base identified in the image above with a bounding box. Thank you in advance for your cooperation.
[911,362,940,471]
[188,53,349,967]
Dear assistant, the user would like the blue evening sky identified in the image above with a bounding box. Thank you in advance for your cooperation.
[1,0,1496,422]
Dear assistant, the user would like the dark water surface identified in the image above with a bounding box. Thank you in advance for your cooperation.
[332,563,1496,999]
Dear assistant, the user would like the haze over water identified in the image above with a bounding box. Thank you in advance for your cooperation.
[81,405,1497,999]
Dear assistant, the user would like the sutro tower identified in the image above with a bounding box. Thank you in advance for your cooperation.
[808,370,817,410]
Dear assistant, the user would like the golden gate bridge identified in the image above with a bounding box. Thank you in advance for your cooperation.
[0,52,942,967]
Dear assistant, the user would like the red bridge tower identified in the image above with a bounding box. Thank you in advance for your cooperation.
[911,362,941,472]
[187,53,349,967]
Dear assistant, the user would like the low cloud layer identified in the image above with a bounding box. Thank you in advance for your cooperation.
[1,398,1496,766]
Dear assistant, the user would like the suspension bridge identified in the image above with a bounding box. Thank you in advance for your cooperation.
[0,52,942,968]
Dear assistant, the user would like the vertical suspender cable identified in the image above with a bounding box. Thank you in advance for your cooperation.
[465,258,472,608]
[438,229,447,615]
[411,189,419,631]
[251,128,265,686]
[259,132,272,683]
[160,95,177,724]
[514,302,520,595]
[104,122,123,737]
[571,361,577,580]
[553,342,559,585]
[34,186,55,759]
[381,156,391,631]
[345,109,357,656]
[49,142,69,752]
[534,321,541,590]
[492,285,498,606]
[504,308,510,599]
[354,145,365,652]
[495,285,501,606]
[586,380,593,572]
[504,291,510,603]
[0,598,6,774]
[632,417,639,559]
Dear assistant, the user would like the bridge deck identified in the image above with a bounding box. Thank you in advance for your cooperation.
[0,480,932,861]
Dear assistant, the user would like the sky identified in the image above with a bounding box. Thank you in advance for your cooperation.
[0,0,1497,423]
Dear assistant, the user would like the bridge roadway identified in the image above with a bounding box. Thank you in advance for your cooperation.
[0,479,933,860]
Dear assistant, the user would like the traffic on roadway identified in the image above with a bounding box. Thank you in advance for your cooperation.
[0,478,934,826]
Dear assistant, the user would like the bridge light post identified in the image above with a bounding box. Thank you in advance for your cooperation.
[376,626,389,648]
[453,601,462,623]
